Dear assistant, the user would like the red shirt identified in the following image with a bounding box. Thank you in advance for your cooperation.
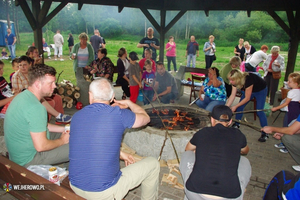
[138,58,156,72]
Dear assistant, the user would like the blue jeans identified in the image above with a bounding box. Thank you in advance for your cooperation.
[235,87,268,127]
[7,44,16,59]
[195,96,226,112]
[167,56,177,71]
[187,54,196,68]
[157,89,175,104]
[143,89,154,105]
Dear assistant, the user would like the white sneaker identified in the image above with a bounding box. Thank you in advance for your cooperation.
[54,59,57,61]
[292,165,300,172]
[60,59,64,61]
[48,57,51,59]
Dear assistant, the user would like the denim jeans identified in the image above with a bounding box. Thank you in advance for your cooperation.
[157,89,175,104]
[235,87,268,127]
[7,44,16,59]
[195,96,226,112]
[187,54,196,68]
[143,89,154,105]
[167,56,177,71]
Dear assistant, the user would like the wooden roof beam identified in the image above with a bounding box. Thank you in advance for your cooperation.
[78,2,83,10]
[247,10,251,17]
[140,7,160,33]
[205,10,209,17]
[41,0,68,27]
[118,5,124,13]
[267,10,290,35]
[18,0,37,30]
[165,10,187,33]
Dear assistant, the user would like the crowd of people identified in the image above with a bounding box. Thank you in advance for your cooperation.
[1,26,300,200]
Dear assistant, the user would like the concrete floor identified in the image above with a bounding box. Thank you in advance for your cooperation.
[1,86,297,200]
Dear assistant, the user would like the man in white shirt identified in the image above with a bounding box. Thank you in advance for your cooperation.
[53,30,64,61]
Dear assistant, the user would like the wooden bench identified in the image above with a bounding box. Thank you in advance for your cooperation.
[112,66,122,87]
[0,155,84,200]
[175,66,208,97]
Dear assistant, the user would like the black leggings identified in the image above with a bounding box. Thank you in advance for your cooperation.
[205,55,214,69]
[116,78,130,97]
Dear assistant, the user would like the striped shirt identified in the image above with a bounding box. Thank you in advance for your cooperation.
[77,47,89,68]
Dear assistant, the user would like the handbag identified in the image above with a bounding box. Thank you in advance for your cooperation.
[213,54,216,61]
[272,71,281,79]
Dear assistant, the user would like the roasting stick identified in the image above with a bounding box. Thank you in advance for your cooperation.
[233,109,270,114]
[232,118,262,132]
[189,97,199,106]
[140,89,180,163]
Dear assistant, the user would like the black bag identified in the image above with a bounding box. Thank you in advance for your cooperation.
[213,54,216,61]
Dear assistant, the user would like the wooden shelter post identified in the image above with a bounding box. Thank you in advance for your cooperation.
[17,0,67,63]
[268,10,300,80]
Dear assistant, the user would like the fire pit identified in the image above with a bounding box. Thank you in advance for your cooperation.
[123,104,210,160]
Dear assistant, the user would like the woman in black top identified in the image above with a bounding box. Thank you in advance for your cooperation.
[116,47,130,99]
[234,38,245,61]
[226,69,269,142]
[68,33,74,58]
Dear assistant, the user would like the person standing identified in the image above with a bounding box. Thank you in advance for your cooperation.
[69,78,159,200]
[98,31,106,48]
[71,33,94,75]
[116,47,130,99]
[203,35,216,69]
[67,33,74,59]
[53,30,64,61]
[219,56,241,97]
[234,38,245,61]
[166,36,177,72]
[263,46,285,106]
[180,105,251,200]
[142,59,155,105]
[185,35,199,68]
[226,69,269,142]
[244,41,256,61]
[128,52,142,103]
[137,27,160,62]
[90,29,103,60]
[245,45,268,72]
[5,28,17,60]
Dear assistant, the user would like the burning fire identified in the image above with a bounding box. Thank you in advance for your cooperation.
[152,108,194,131]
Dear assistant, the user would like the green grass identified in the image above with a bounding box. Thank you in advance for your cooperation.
[1,32,299,88]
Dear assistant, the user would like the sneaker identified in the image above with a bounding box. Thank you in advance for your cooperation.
[60,59,64,61]
[55,114,72,124]
[279,148,289,153]
[54,59,57,61]
[69,57,72,60]
[258,133,269,142]
[274,142,286,149]
[48,56,51,59]
[231,122,240,129]
[292,165,300,172]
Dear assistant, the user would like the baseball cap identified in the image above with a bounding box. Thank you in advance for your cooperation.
[210,105,233,122]
[129,51,139,61]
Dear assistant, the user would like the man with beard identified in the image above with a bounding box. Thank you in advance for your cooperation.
[4,64,69,167]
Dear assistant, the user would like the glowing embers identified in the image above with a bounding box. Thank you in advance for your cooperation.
[147,107,208,131]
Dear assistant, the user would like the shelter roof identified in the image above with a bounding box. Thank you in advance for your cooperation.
[51,0,300,11]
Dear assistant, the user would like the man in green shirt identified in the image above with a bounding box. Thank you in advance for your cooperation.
[4,64,69,167]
